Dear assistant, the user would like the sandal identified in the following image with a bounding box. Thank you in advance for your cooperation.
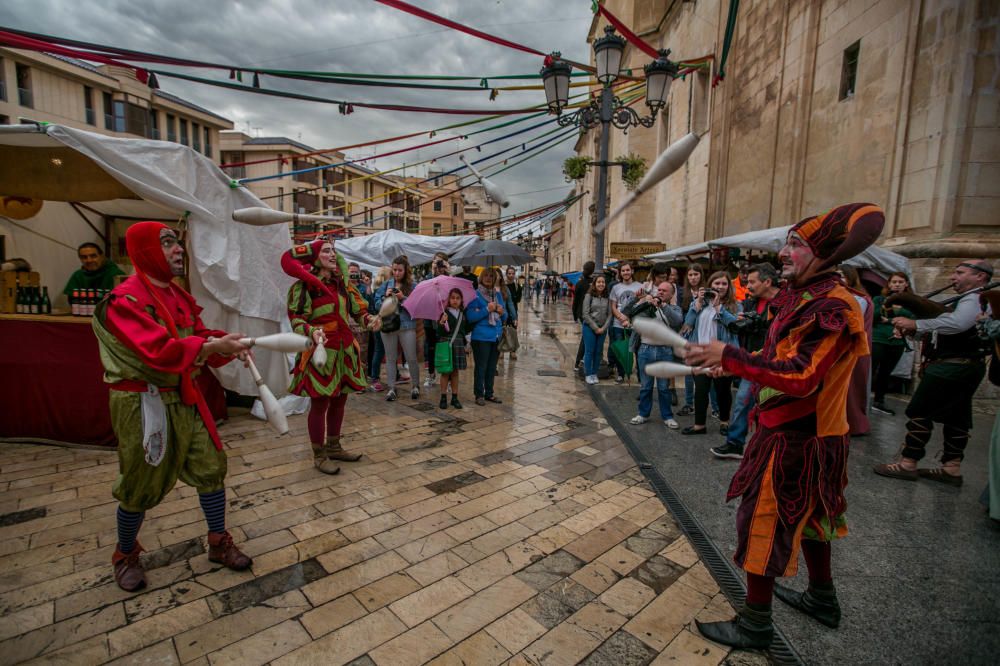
[917,467,963,487]
[872,462,918,481]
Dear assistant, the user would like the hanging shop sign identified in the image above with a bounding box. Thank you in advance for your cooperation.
[609,242,665,260]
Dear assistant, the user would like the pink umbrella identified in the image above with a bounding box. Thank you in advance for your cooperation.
[401,275,479,321]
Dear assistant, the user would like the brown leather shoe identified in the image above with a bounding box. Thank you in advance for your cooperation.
[207,531,253,570]
[325,437,362,462]
[112,543,147,592]
[312,445,341,475]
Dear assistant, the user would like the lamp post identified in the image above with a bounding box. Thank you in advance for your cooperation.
[540,26,677,269]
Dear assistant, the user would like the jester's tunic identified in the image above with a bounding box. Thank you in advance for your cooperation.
[93,276,231,513]
[719,273,868,578]
[287,255,371,398]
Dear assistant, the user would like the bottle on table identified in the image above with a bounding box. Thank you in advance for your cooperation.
[71,289,80,316]
[41,286,52,315]
[28,286,39,314]
[87,289,97,316]
[15,283,25,314]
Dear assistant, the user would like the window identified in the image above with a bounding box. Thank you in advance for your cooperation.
[179,119,189,146]
[277,187,285,212]
[111,100,126,132]
[840,40,860,101]
[433,223,441,236]
[222,152,245,179]
[103,92,114,129]
[83,87,95,125]
[0,115,9,125]
[0,58,6,101]
[433,201,442,212]
[124,102,146,135]
[166,114,176,141]
[148,110,159,139]
[452,202,458,217]
[15,63,32,108]
[192,122,201,151]
[203,127,211,156]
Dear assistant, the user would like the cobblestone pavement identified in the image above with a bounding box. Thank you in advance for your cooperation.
[0,299,741,666]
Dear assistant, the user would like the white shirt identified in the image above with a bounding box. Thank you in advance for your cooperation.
[696,305,718,344]
[610,281,643,329]
[915,291,982,335]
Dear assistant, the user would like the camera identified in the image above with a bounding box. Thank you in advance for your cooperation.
[727,310,764,335]
[435,260,446,269]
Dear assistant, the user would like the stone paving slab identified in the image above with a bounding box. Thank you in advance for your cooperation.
[0,301,736,666]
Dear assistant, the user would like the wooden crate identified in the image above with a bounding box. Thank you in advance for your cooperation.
[0,271,40,314]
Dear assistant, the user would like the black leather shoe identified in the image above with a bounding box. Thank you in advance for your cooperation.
[774,584,841,628]
[451,396,463,409]
[681,426,707,435]
[439,395,448,409]
[696,604,773,649]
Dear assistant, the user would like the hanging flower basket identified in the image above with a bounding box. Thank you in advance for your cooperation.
[563,156,591,182]
[617,153,647,191]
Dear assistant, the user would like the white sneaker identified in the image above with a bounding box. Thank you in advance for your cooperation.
[630,415,649,425]
[586,375,598,385]
[424,375,437,387]
[664,418,680,429]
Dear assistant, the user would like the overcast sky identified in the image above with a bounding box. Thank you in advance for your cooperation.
[1,0,593,227]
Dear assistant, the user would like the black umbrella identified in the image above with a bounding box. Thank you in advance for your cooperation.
[450,239,532,267]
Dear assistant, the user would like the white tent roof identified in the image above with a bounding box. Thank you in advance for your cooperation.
[645,225,910,277]
[0,124,293,396]
[335,228,479,271]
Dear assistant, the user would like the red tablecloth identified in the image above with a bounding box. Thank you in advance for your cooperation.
[0,316,227,447]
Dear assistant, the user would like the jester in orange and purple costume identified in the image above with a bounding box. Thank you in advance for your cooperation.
[281,239,378,475]
[688,204,885,649]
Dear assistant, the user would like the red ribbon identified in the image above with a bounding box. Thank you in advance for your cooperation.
[594,5,660,60]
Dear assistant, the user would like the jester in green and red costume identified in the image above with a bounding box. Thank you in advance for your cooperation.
[281,239,380,475]
[686,203,885,649]
[93,221,253,593]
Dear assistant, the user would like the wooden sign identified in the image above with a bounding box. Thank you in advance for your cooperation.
[608,242,666,260]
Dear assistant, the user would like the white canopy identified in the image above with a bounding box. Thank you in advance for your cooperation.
[0,124,293,396]
[645,224,910,277]
[334,228,479,271]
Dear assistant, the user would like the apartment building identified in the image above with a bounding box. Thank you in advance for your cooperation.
[463,183,503,239]
[405,170,465,237]
[0,48,232,161]
[220,131,423,241]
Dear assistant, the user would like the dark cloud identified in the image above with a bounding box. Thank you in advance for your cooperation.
[1,0,593,223]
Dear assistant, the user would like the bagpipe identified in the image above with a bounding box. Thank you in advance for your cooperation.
[884,281,999,319]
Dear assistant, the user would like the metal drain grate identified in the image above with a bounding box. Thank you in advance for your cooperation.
[588,385,805,666]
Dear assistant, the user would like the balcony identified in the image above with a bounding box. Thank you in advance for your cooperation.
[18,87,32,108]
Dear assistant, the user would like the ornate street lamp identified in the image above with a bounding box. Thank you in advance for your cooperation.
[540,26,678,268]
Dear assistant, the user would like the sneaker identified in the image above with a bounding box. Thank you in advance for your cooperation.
[368,380,385,393]
[678,405,693,416]
[424,375,437,387]
[711,442,744,459]
[664,418,680,429]
[711,409,720,420]
[586,375,599,385]
[630,415,650,425]
[872,402,895,416]
[614,375,625,385]
[411,388,420,400]
[386,389,397,402]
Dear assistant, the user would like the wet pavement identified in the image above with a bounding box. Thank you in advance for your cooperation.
[0,300,745,666]
[559,300,1000,665]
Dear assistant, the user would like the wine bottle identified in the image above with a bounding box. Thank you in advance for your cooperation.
[28,286,37,314]
[71,289,80,316]
[88,289,97,316]
[15,283,24,314]
[41,286,52,315]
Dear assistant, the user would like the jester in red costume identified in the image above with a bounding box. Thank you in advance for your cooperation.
[686,204,885,648]
[93,222,253,592]
[282,239,379,475]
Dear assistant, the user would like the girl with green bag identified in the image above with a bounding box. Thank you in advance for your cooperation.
[434,288,470,409]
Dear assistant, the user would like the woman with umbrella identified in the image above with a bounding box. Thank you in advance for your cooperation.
[467,268,510,405]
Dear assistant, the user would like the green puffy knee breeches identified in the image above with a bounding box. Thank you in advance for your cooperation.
[110,391,227,513]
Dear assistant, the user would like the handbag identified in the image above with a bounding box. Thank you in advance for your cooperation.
[381,311,401,333]
[434,312,463,374]
[498,325,520,353]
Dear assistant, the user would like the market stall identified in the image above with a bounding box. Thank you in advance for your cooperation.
[0,124,293,446]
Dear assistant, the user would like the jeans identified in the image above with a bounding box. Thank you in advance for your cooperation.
[381,329,419,390]
[369,331,385,380]
[471,340,500,398]
[694,375,733,426]
[727,378,755,446]
[608,327,628,378]
[581,324,607,377]
[637,344,675,419]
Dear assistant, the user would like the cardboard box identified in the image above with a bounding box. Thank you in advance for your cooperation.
[0,271,40,314]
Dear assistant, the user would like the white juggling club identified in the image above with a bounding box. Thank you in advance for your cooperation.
[644,361,714,379]
[460,155,510,208]
[378,296,398,318]
[247,358,289,434]
[233,207,345,226]
[594,132,700,234]
[311,342,327,369]
[239,333,313,353]
[632,318,689,351]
